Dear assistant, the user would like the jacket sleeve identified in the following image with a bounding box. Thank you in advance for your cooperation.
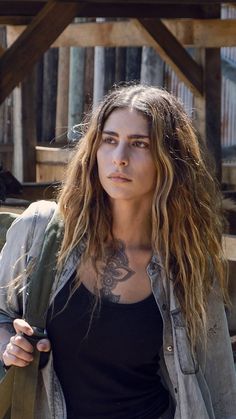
[0,200,57,324]
[198,283,236,419]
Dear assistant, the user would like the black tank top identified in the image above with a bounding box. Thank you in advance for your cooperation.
[46,273,169,419]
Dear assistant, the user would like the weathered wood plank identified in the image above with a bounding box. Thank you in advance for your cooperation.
[0,1,82,104]
[55,47,70,141]
[7,22,147,48]
[0,2,223,19]
[41,49,58,142]
[12,86,23,180]
[164,19,236,48]
[115,46,126,83]
[93,45,105,106]
[21,67,37,181]
[126,47,142,82]
[134,19,203,96]
[0,27,8,147]
[84,46,94,113]
[104,46,116,92]
[68,45,86,126]
[35,145,74,182]
[8,19,236,50]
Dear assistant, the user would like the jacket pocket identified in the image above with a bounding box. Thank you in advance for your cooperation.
[171,309,199,375]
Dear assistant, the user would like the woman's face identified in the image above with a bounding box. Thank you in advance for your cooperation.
[96,108,157,203]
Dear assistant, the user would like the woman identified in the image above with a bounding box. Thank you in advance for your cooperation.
[0,84,236,418]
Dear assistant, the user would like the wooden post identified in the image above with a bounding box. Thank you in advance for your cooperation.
[126,47,142,82]
[35,57,43,142]
[55,46,70,141]
[193,6,221,180]
[104,47,116,92]
[21,66,37,181]
[93,46,105,106]
[0,27,6,146]
[68,46,86,128]
[0,27,12,172]
[141,46,164,86]
[12,86,23,181]
[115,47,126,83]
[84,46,94,113]
[115,18,127,84]
[93,18,105,107]
[41,49,58,142]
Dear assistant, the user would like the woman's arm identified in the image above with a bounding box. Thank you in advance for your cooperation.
[0,200,58,321]
[0,201,57,368]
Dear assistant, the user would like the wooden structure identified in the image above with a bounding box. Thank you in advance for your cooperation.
[35,145,74,181]
[0,1,236,180]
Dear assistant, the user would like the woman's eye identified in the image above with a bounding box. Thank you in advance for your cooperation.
[102,137,116,144]
[132,141,149,149]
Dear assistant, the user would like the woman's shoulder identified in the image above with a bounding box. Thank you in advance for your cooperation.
[5,200,58,248]
[20,200,57,219]
[13,200,57,227]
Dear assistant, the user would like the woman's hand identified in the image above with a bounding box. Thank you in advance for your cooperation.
[2,319,51,368]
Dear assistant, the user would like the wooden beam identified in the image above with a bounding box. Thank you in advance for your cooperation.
[7,19,236,49]
[0,1,44,16]
[164,19,236,48]
[0,17,32,25]
[134,19,203,96]
[0,2,224,19]
[55,0,236,3]
[6,22,146,48]
[0,0,83,104]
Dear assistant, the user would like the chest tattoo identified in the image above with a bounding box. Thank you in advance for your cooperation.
[99,240,135,303]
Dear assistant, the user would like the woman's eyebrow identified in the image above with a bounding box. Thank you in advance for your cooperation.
[128,134,150,139]
[102,130,118,137]
[102,130,149,139]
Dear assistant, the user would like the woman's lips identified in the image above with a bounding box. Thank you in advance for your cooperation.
[109,177,131,183]
[108,174,132,182]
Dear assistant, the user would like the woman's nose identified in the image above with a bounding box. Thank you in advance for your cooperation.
[112,143,129,167]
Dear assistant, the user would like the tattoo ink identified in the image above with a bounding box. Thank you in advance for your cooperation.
[100,240,135,303]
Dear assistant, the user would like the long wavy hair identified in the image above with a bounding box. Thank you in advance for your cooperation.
[57,84,228,348]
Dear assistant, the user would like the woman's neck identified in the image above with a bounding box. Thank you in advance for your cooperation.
[110,199,152,250]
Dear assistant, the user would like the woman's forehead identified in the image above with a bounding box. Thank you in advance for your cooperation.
[103,108,149,130]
